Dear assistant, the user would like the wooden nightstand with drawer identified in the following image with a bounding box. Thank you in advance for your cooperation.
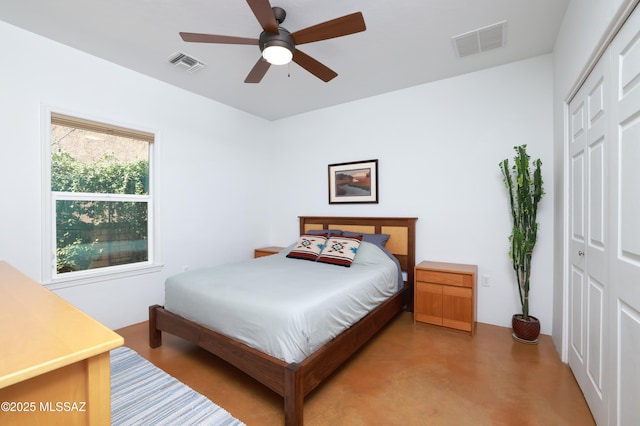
[254,246,285,258]
[414,261,478,336]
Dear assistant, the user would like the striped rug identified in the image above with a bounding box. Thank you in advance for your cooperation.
[111,346,245,426]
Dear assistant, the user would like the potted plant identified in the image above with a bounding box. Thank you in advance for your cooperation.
[499,145,544,343]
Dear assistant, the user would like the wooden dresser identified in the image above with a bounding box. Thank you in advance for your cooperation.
[414,261,478,336]
[0,261,124,425]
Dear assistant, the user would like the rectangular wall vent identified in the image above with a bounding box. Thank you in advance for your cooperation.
[452,21,507,58]
[168,52,206,73]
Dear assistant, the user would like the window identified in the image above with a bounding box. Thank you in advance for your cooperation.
[45,112,158,284]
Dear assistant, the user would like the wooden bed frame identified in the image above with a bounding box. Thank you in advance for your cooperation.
[149,216,417,425]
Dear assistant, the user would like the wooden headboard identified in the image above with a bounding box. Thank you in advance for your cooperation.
[299,216,417,290]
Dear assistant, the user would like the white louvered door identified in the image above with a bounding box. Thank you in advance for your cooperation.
[568,49,610,426]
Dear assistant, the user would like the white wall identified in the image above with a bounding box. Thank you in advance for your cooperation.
[269,55,555,334]
[551,0,632,353]
[0,20,273,329]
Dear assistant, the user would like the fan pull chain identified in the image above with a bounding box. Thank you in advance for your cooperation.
[288,62,291,78]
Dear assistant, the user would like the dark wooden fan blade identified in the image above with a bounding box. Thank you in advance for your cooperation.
[244,58,271,83]
[291,12,366,45]
[246,0,279,33]
[292,50,337,82]
[180,32,258,45]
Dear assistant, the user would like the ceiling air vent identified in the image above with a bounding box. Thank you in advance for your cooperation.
[452,21,507,58]
[168,52,206,73]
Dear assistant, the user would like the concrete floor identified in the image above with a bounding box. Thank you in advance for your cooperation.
[116,312,595,425]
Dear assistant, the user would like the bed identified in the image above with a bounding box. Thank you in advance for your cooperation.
[149,216,417,425]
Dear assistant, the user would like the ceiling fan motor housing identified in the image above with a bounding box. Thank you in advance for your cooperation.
[259,27,295,55]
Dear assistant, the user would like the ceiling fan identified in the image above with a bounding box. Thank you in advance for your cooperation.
[179,0,366,83]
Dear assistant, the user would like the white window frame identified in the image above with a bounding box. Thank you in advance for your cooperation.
[41,106,162,289]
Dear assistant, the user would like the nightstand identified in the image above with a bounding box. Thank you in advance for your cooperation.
[254,246,285,258]
[414,261,478,336]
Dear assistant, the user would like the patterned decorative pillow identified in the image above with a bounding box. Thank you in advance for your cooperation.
[286,234,328,261]
[317,235,362,267]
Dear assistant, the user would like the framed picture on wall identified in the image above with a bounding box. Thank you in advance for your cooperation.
[328,159,378,204]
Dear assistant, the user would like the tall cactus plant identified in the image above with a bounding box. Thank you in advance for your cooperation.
[499,145,544,321]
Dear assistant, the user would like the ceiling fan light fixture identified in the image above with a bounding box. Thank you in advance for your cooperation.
[259,28,295,65]
[262,44,293,65]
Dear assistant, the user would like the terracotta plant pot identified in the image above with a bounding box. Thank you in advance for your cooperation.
[512,314,540,344]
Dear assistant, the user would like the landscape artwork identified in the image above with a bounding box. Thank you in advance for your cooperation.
[328,159,378,204]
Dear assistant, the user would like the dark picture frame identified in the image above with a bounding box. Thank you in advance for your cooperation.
[328,159,379,204]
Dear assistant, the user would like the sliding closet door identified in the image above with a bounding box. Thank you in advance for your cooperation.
[567,49,610,426]
[609,6,640,424]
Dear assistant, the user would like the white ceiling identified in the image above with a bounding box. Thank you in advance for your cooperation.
[0,0,569,121]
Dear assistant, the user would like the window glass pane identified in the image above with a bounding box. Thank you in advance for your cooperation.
[49,114,154,279]
[51,124,149,195]
[55,200,148,273]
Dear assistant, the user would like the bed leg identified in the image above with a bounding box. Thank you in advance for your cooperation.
[149,304,162,348]
[284,363,303,426]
